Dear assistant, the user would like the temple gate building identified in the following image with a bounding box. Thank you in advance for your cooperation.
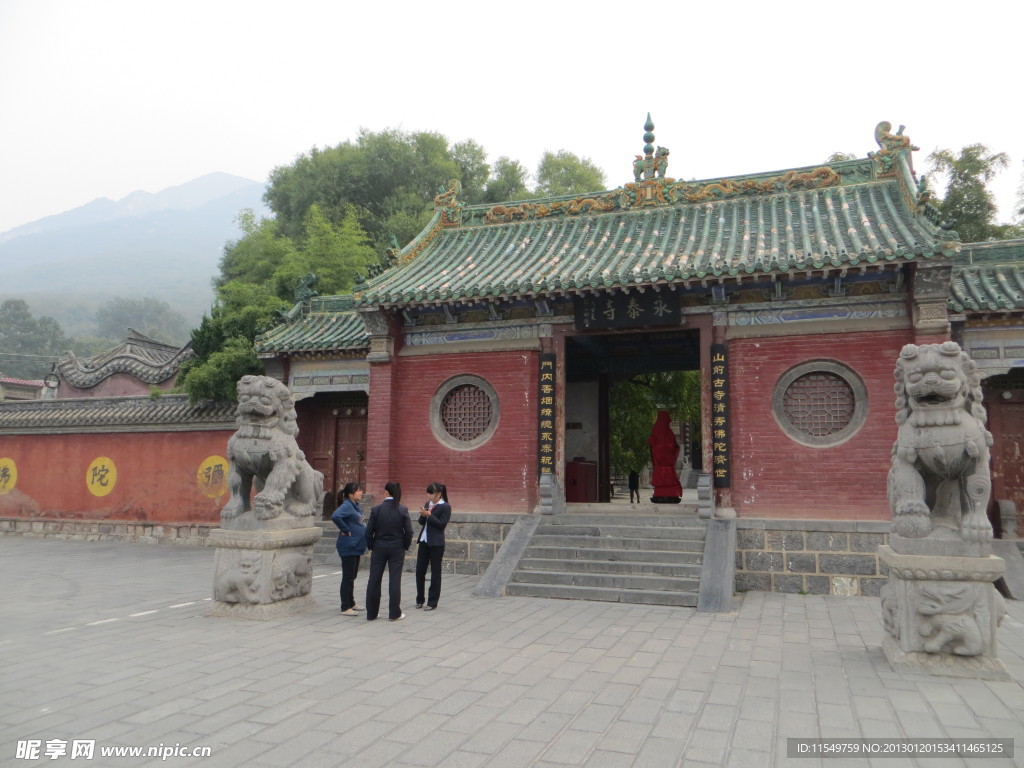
[3,118,1021,595]
[253,118,1024,593]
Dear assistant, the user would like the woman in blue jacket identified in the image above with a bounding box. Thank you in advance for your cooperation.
[332,481,367,616]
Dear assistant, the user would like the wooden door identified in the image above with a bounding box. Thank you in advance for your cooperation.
[992,401,1024,515]
[296,392,368,517]
[334,413,367,489]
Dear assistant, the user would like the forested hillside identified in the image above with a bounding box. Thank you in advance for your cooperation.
[0,173,267,337]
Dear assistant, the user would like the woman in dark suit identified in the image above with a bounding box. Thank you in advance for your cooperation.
[364,481,413,621]
[415,482,451,611]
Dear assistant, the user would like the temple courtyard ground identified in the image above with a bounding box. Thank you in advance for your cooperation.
[2,537,1024,768]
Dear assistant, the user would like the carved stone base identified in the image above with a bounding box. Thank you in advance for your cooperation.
[881,636,1009,680]
[878,546,1008,680]
[208,527,321,619]
[204,593,317,621]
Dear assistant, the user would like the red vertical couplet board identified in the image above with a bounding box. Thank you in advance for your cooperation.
[710,344,731,488]
[538,354,556,476]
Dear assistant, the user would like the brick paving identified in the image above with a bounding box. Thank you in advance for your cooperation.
[2,537,1024,767]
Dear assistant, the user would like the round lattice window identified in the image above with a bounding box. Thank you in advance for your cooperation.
[772,362,867,447]
[430,375,500,450]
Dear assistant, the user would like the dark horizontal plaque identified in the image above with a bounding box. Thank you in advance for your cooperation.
[573,292,680,331]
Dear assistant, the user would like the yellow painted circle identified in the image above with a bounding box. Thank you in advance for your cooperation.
[0,458,17,495]
[197,455,229,498]
[86,456,117,497]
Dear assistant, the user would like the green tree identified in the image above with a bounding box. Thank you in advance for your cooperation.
[271,205,379,301]
[0,299,68,379]
[95,296,190,345]
[484,157,532,202]
[177,282,288,402]
[826,152,858,162]
[609,371,701,476]
[451,139,491,205]
[928,144,1015,242]
[535,150,607,198]
[1015,164,1024,223]
[264,128,474,251]
[217,210,299,288]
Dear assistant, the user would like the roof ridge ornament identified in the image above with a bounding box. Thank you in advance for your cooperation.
[632,113,670,182]
[434,179,464,226]
[869,121,919,177]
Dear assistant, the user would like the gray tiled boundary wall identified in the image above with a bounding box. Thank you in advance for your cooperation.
[735,519,890,597]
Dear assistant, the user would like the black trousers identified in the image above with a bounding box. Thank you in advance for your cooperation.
[415,542,445,607]
[629,487,640,503]
[365,544,405,620]
[339,555,361,610]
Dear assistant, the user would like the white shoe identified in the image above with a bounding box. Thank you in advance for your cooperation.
[389,613,406,621]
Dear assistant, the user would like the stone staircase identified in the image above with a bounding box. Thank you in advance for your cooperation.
[506,512,707,606]
[313,521,340,566]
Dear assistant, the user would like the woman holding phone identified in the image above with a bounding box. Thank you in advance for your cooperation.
[415,482,451,611]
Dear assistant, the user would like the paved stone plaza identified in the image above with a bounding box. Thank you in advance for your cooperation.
[3,537,1024,767]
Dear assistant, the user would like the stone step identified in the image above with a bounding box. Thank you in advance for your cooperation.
[510,569,700,592]
[314,523,339,565]
[527,534,705,552]
[536,523,706,540]
[552,513,703,527]
[565,503,698,515]
[505,582,698,607]
[522,545,703,564]
[517,557,701,578]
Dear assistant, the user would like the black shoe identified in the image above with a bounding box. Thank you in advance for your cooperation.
[423,605,436,611]
[415,603,424,609]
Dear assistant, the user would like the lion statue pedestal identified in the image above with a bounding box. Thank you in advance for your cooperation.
[879,342,1008,679]
[207,375,325,620]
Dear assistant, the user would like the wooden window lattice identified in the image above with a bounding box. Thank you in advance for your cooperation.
[782,372,855,437]
[440,384,492,441]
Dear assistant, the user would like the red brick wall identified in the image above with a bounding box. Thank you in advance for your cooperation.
[0,431,231,523]
[728,330,912,519]
[368,351,538,513]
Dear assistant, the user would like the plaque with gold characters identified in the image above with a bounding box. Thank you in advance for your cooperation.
[86,456,117,497]
[197,455,229,499]
[0,457,17,495]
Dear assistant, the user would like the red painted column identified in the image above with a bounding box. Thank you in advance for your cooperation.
[362,310,401,501]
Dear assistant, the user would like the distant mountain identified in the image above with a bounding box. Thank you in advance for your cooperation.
[0,173,269,335]
[0,173,264,244]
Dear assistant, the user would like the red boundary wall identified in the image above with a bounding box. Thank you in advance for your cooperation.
[0,431,231,523]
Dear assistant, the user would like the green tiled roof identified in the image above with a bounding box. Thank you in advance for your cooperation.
[255,298,367,354]
[354,166,952,308]
[949,240,1024,313]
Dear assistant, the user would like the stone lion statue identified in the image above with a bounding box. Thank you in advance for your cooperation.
[888,342,993,542]
[221,375,324,522]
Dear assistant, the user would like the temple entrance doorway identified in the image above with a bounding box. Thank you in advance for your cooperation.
[564,329,701,504]
[295,391,368,517]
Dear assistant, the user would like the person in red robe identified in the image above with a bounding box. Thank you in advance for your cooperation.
[648,410,682,504]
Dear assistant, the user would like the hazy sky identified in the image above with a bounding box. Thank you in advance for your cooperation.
[1,0,1021,235]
